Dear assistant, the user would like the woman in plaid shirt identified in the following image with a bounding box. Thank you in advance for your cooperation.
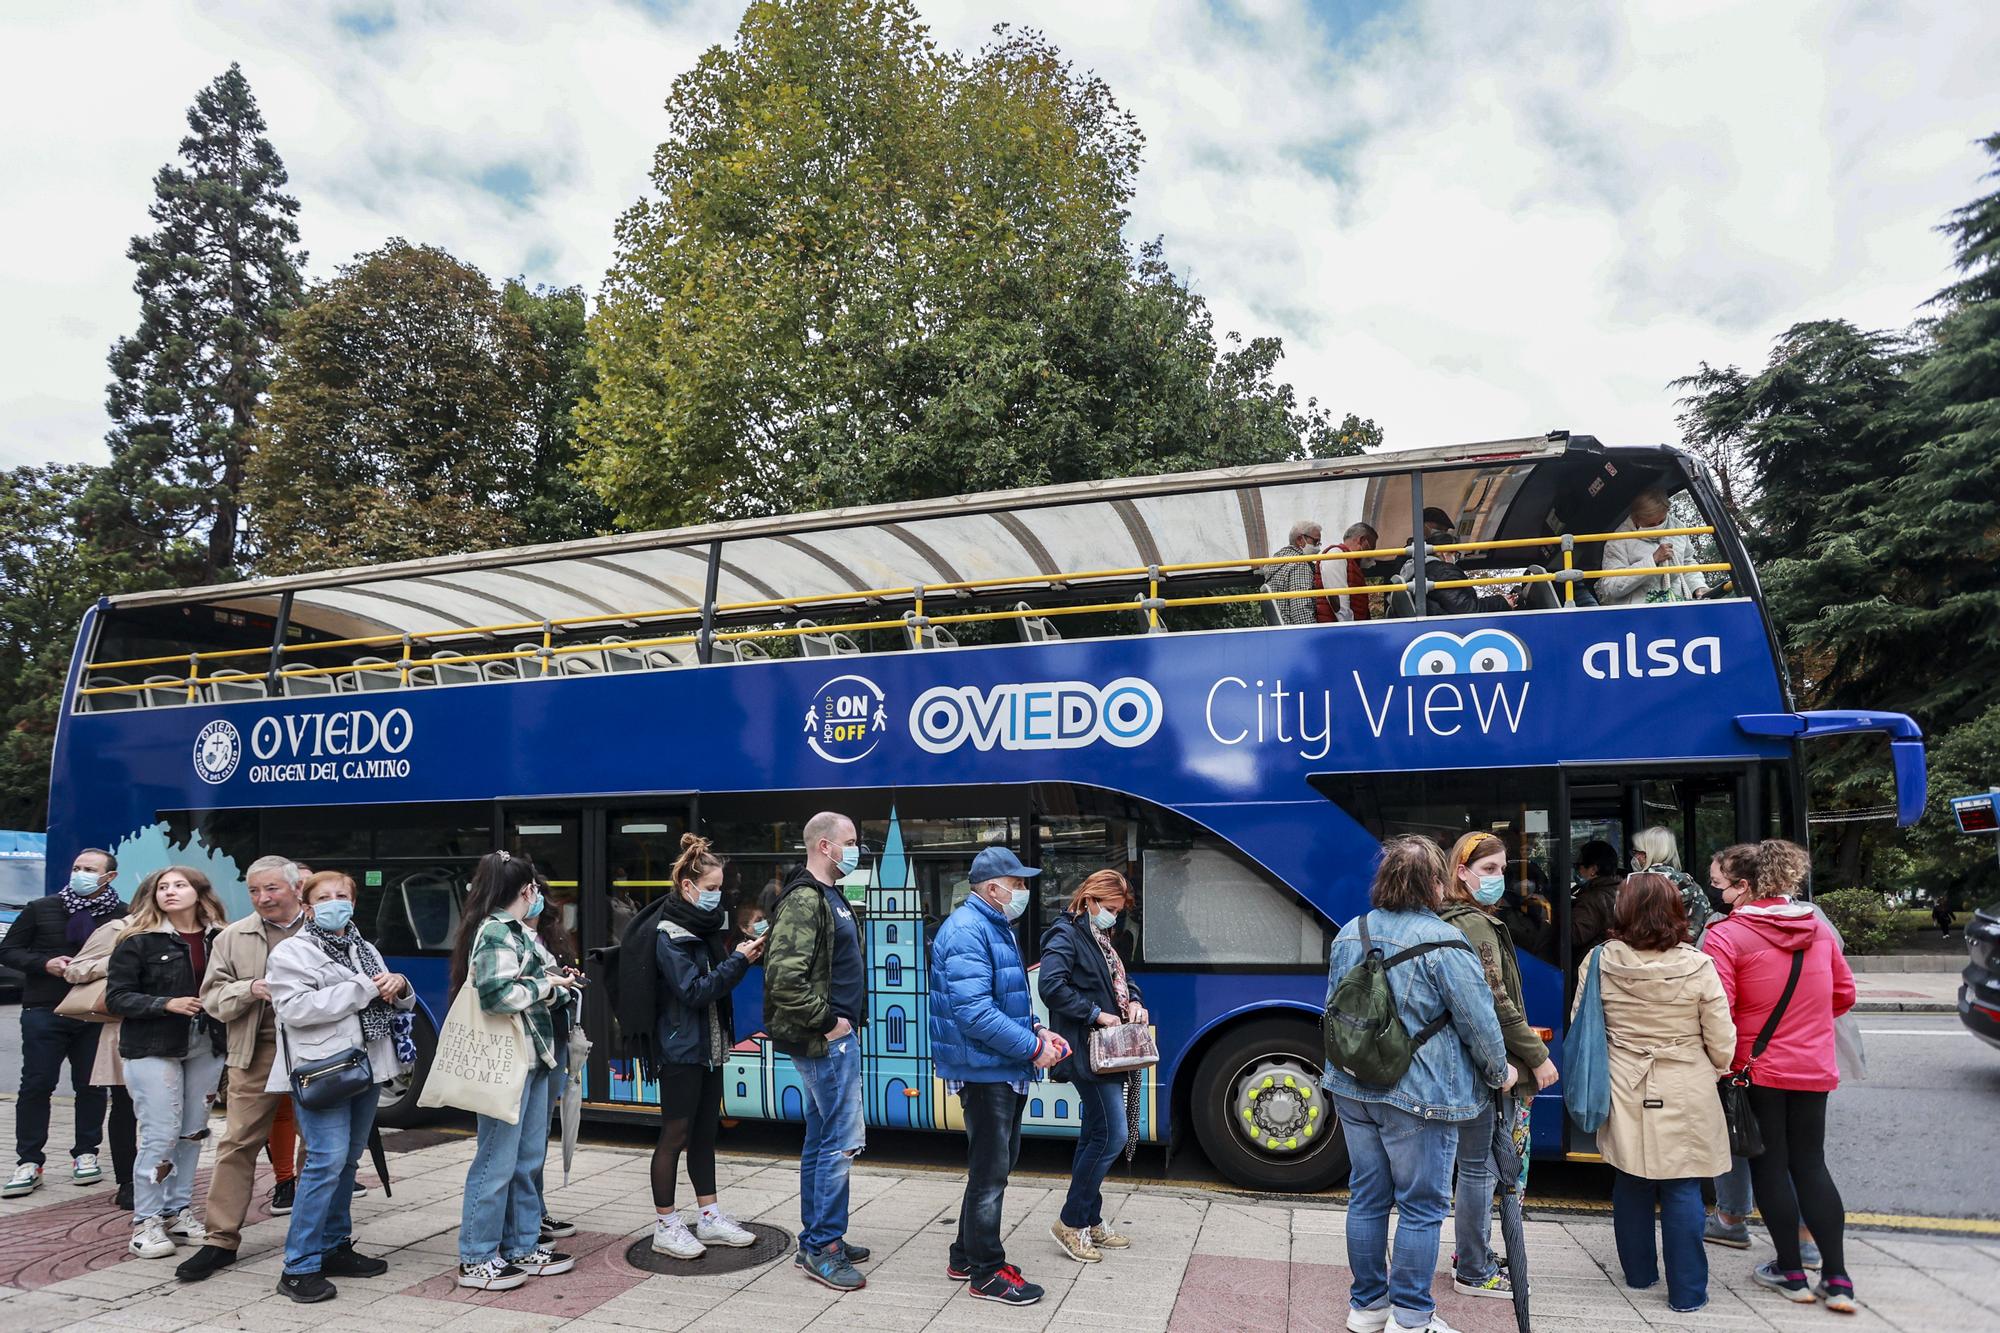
[446,852,582,1291]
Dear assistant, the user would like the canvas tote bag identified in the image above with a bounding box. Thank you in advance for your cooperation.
[418,983,533,1122]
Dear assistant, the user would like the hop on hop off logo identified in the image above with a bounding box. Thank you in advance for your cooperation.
[805,674,889,764]
[192,719,242,785]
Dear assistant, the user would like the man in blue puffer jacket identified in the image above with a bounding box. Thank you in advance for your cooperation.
[929,846,1065,1306]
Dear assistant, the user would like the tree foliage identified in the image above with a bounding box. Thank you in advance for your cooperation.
[502,280,615,545]
[94,64,304,583]
[245,241,547,573]
[579,0,1371,529]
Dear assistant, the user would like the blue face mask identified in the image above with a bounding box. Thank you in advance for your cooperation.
[750,919,770,939]
[1472,874,1507,906]
[835,844,861,877]
[69,870,103,896]
[1090,906,1118,932]
[312,899,355,932]
[694,888,722,913]
[1005,886,1030,922]
[525,889,545,920]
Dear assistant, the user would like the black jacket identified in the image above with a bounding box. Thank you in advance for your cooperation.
[654,923,750,1068]
[107,926,225,1060]
[1037,911,1143,1085]
[1398,555,1511,617]
[0,893,127,1008]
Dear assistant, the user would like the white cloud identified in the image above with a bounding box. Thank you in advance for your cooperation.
[2,0,1996,471]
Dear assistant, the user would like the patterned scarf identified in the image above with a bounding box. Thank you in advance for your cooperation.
[59,882,121,949]
[305,918,394,1044]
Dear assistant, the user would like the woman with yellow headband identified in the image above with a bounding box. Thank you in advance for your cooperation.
[1440,831,1560,1303]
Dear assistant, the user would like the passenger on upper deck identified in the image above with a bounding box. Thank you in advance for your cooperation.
[1265,520,1324,626]
[1314,523,1379,624]
[1596,488,1711,607]
[1398,529,1517,617]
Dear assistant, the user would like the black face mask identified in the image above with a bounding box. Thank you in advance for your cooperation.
[1705,886,1729,914]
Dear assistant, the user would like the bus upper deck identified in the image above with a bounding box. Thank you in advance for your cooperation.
[71,432,1746,707]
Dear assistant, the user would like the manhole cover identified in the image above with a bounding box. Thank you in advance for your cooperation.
[624,1222,795,1275]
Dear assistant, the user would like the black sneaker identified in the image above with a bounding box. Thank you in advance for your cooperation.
[839,1239,871,1264]
[175,1244,237,1283]
[115,1182,133,1212]
[319,1241,389,1278]
[270,1179,296,1214]
[351,1180,368,1196]
[541,1214,578,1239]
[969,1264,1043,1305]
[945,1261,972,1282]
[277,1272,336,1303]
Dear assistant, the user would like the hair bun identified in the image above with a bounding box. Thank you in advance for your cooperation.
[680,832,709,853]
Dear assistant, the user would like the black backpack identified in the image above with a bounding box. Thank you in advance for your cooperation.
[1323,913,1474,1087]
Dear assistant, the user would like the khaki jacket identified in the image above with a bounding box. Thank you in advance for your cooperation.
[1575,940,1735,1180]
[63,918,132,1086]
[200,912,304,1070]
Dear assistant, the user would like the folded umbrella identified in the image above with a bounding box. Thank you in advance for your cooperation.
[561,1014,592,1187]
[367,1123,392,1199]
[1489,1089,1530,1333]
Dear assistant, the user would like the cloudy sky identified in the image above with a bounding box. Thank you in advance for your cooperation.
[4,0,1997,472]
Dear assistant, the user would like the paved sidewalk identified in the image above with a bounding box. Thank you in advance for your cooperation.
[0,1097,1994,1332]
[1851,969,1961,1014]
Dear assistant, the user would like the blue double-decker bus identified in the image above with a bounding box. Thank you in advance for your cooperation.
[45,432,1925,1191]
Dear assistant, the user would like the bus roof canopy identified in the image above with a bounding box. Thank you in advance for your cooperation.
[106,435,1578,640]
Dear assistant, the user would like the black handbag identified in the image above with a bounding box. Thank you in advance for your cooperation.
[1717,950,1804,1159]
[282,1026,374,1110]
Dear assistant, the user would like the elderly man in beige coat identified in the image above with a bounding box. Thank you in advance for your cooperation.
[174,855,306,1283]
[1573,871,1735,1314]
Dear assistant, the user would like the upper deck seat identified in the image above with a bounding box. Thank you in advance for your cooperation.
[207,668,268,702]
[427,650,483,687]
[798,620,863,657]
[84,676,139,711]
[349,656,401,691]
[600,636,646,672]
[142,676,189,708]
[1014,603,1060,643]
[279,671,338,696]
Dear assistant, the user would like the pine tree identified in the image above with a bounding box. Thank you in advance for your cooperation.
[96,64,304,583]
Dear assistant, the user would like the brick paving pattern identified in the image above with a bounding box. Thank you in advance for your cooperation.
[0,1094,1994,1332]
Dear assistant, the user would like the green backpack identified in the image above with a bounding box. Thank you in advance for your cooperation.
[1323,913,1475,1087]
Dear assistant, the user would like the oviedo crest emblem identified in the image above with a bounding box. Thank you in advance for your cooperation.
[192,719,242,785]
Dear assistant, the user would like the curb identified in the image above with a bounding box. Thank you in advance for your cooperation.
[1852,1000,1957,1013]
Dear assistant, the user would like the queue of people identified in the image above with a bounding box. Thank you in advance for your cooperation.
[3,822,1858,1324]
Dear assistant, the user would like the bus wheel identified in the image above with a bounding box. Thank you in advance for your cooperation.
[373,1009,437,1129]
[1190,1018,1348,1193]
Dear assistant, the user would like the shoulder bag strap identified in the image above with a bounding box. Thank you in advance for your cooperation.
[1747,949,1806,1068]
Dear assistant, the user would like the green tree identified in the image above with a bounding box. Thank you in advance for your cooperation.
[94,64,304,583]
[0,466,128,828]
[502,281,614,545]
[579,0,1369,529]
[245,240,542,574]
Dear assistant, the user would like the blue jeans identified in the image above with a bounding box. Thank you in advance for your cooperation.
[530,1047,568,1205]
[124,1041,225,1221]
[1452,1099,1498,1281]
[1334,1095,1458,1327]
[1060,1077,1127,1229]
[283,1087,378,1275]
[15,1007,108,1166]
[793,1035,864,1253]
[460,1062,556,1264]
[1714,1155,1752,1219]
[1612,1172,1708,1310]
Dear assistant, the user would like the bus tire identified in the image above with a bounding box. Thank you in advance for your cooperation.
[373,1008,438,1129]
[1189,1017,1349,1193]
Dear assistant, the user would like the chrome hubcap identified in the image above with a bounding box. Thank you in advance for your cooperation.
[1229,1054,1322,1156]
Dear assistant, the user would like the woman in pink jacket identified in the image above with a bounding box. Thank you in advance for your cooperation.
[1700,841,1856,1314]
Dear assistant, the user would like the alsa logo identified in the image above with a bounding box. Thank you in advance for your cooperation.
[910,678,1161,755]
[1583,634,1722,680]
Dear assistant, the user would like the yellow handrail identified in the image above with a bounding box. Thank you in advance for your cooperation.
[77,525,1722,694]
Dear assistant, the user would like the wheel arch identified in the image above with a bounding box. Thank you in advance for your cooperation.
[1166,999,1323,1148]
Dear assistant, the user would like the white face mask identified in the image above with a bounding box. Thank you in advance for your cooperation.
[1090,906,1118,932]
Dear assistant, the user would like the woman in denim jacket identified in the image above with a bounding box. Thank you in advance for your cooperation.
[1320,836,1516,1333]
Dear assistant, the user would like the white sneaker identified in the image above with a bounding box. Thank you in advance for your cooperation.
[2,1163,42,1198]
[694,1208,756,1248]
[164,1208,206,1241]
[457,1259,527,1290]
[71,1153,102,1184]
[1407,1317,1464,1333]
[130,1218,176,1259]
[1345,1309,1390,1333]
[651,1214,706,1260]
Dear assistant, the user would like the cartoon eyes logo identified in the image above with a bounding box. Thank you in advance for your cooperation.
[1399,629,1532,677]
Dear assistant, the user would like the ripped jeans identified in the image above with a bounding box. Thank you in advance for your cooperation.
[794,1035,864,1253]
[124,1040,226,1222]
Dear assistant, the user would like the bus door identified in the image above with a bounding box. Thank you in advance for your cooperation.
[502,801,692,1110]
[1555,764,1754,1157]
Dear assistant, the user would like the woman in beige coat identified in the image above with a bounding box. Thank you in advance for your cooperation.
[1572,872,1734,1314]
[63,917,137,1210]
